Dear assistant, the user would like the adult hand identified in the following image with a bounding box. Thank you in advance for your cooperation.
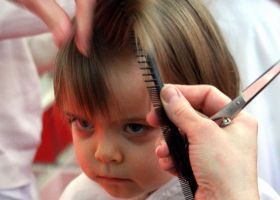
[147,84,259,200]
[15,0,96,55]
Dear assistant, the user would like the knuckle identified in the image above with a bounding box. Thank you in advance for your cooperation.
[208,85,220,95]
[173,103,188,119]
[208,85,218,92]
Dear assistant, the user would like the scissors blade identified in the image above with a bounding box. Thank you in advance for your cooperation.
[243,61,280,102]
[211,61,280,122]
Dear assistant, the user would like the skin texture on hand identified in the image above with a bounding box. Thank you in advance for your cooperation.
[15,0,96,55]
[147,84,260,200]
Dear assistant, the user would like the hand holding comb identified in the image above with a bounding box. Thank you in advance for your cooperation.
[136,52,197,199]
[137,48,279,200]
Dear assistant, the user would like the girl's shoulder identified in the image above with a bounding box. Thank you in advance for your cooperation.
[147,178,185,200]
[59,173,114,200]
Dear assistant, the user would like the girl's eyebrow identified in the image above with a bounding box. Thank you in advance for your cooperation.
[64,112,87,120]
[65,111,148,123]
[123,117,147,122]
[112,116,148,125]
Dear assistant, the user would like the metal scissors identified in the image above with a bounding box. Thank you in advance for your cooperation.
[211,61,280,127]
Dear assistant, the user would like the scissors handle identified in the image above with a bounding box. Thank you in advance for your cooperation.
[210,95,246,121]
[210,60,279,126]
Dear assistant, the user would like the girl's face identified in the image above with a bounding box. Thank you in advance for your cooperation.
[65,55,172,198]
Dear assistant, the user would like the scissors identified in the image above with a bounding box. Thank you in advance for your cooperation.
[211,61,280,127]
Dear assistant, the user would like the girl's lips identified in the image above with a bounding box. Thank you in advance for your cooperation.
[96,176,131,184]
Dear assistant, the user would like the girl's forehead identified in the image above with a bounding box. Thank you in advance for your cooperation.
[64,54,152,122]
[106,53,147,94]
[107,63,151,121]
[65,90,151,124]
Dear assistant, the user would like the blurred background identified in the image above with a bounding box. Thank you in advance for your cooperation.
[27,33,81,199]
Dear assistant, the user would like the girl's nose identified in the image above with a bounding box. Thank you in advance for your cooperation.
[94,136,123,164]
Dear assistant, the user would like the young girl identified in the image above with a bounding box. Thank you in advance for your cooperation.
[54,0,263,199]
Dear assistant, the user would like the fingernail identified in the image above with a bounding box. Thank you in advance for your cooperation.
[155,142,164,155]
[75,36,88,56]
[161,85,181,103]
[155,140,169,157]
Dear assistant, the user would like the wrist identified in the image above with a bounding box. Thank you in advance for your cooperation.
[195,174,259,200]
[211,179,260,200]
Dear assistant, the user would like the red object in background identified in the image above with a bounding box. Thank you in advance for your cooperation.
[34,104,72,163]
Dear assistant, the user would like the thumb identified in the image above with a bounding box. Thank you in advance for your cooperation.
[160,85,206,137]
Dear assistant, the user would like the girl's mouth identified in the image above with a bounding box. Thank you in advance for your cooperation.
[96,176,132,184]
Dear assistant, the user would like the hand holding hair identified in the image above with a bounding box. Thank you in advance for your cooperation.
[147,84,260,200]
[14,0,96,55]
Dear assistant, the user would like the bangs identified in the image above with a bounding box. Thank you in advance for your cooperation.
[54,36,114,119]
[54,0,240,120]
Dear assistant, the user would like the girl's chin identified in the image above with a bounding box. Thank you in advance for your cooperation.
[104,187,150,199]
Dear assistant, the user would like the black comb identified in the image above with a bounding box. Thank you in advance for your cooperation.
[133,40,197,198]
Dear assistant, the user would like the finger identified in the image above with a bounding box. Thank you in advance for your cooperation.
[75,0,96,56]
[160,84,213,135]
[148,84,231,128]
[17,0,72,47]
[156,145,178,176]
[167,84,231,117]
[155,141,169,158]
[158,157,174,171]
[155,138,177,175]
[146,106,160,127]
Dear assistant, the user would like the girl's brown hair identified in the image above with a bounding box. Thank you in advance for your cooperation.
[54,0,240,118]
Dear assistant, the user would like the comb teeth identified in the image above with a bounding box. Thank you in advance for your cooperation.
[139,56,197,200]
[179,177,195,199]
[138,55,196,199]
[132,33,197,199]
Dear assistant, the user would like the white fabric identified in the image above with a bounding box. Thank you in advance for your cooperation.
[259,178,280,200]
[0,36,41,189]
[0,178,38,200]
[202,0,280,193]
[60,173,280,200]
[0,0,74,198]
[60,174,184,200]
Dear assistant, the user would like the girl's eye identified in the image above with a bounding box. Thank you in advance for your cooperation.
[124,123,146,135]
[70,118,94,133]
